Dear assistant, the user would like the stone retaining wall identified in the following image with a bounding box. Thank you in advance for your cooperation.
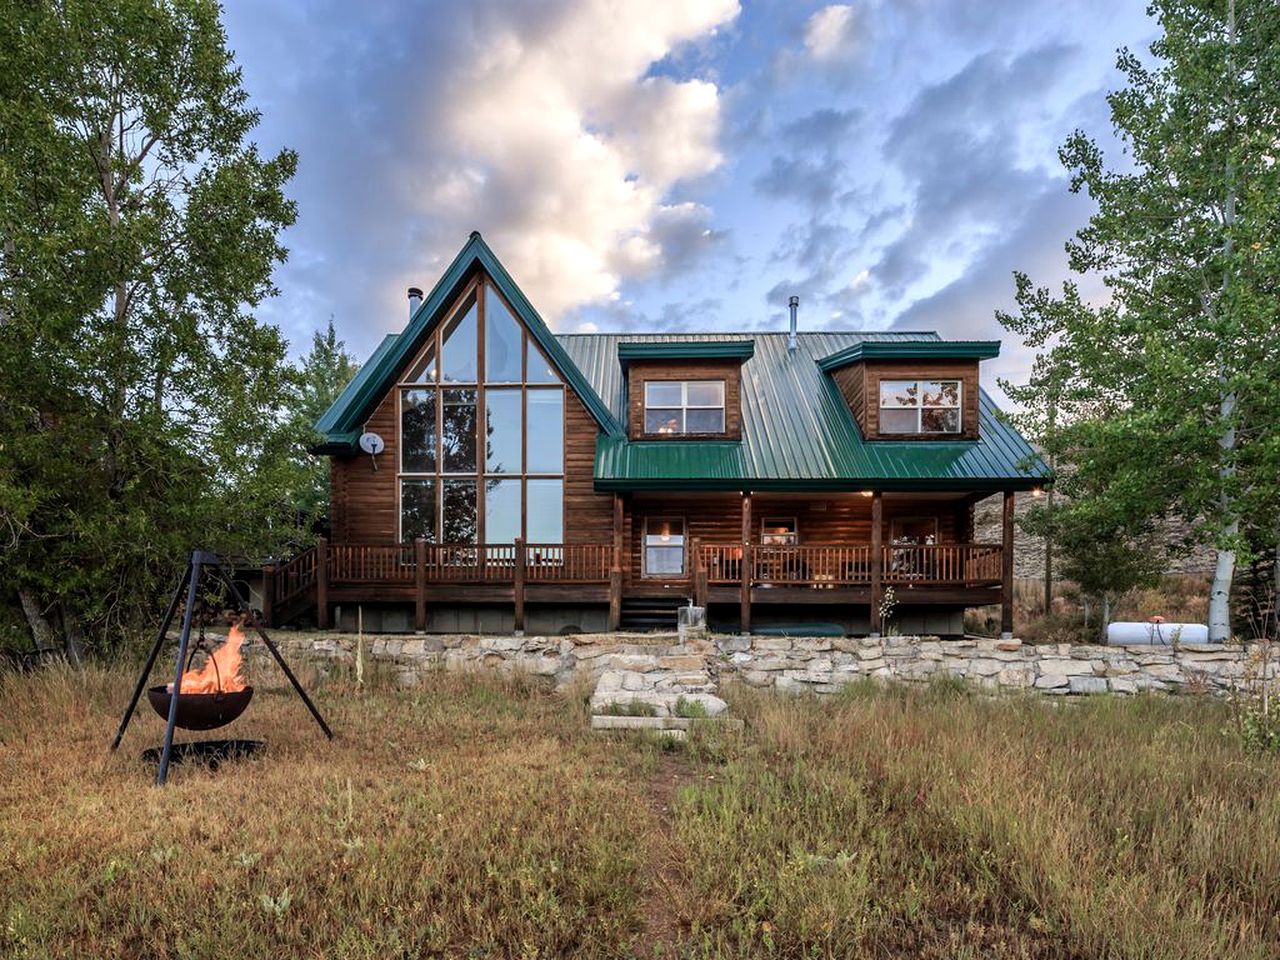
[263,630,1272,697]
[717,635,1273,695]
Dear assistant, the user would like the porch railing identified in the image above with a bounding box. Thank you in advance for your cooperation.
[698,542,1003,588]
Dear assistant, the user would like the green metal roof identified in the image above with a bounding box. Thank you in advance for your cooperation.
[312,333,401,454]
[617,340,755,363]
[817,339,1001,371]
[557,332,1050,491]
[313,232,623,453]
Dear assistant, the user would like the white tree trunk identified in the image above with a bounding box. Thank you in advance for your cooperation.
[1209,532,1236,642]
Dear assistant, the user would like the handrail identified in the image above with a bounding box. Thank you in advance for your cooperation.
[698,542,1003,587]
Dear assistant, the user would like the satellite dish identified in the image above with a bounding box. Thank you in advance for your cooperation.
[359,432,385,455]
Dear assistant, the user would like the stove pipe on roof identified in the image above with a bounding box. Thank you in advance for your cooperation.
[787,296,799,352]
[408,286,424,319]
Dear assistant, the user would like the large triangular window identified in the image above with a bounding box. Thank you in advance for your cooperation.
[397,279,564,546]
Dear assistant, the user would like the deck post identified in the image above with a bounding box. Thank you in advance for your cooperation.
[692,538,707,608]
[316,536,330,629]
[1001,490,1015,639]
[513,537,526,634]
[740,493,752,634]
[608,494,623,631]
[261,562,276,628]
[414,537,427,633]
[869,493,883,637]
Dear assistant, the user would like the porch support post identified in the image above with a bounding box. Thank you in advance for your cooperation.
[692,538,707,608]
[740,493,752,634]
[513,537,526,634]
[608,494,623,631]
[1001,490,1015,639]
[869,492,883,637]
[414,537,427,633]
[261,562,276,628]
[316,536,330,630]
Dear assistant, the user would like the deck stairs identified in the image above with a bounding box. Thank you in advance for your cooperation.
[618,596,685,632]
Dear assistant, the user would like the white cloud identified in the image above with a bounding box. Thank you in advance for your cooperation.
[411,0,740,322]
[803,5,863,62]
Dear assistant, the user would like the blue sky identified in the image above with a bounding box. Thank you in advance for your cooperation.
[223,0,1157,396]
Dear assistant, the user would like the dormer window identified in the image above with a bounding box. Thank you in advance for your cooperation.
[879,379,961,434]
[643,380,725,435]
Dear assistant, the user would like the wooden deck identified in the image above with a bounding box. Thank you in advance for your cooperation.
[263,539,1005,631]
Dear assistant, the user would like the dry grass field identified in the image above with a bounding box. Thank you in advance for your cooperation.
[2,663,1279,959]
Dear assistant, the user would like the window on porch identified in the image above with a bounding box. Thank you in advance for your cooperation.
[643,518,686,577]
[398,281,564,545]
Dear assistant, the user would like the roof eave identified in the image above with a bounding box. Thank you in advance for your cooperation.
[617,341,756,364]
[817,340,1002,372]
[312,233,625,447]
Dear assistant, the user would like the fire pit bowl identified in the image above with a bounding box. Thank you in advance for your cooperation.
[147,685,254,731]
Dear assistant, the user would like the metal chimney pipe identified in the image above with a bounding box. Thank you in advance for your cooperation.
[408,286,424,319]
[787,296,799,352]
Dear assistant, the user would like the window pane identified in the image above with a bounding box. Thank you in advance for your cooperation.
[484,288,524,382]
[686,381,724,407]
[484,388,522,474]
[880,380,918,408]
[880,408,919,434]
[401,389,437,472]
[440,296,478,383]
[921,407,961,433]
[526,339,559,383]
[645,547,684,576]
[526,389,563,473]
[645,409,683,434]
[686,408,724,433]
[644,518,685,546]
[645,382,682,406]
[442,479,477,543]
[484,478,520,544]
[922,380,960,407]
[406,342,436,383]
[762,518,797,545]
[526,479,563,543]
[442,388,478,472]
[401,479,437,542]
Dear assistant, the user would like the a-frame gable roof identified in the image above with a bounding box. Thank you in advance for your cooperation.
[313,232,624,454]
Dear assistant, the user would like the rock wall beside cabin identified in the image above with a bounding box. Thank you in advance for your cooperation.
[263,631,1270,697]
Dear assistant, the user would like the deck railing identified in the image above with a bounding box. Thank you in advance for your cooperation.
[328,543,416,583]
[698,542,1002,587]
[524,543,613,582]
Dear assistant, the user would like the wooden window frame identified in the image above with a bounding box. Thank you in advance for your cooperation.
[394,279,566,545]
[760,516,798,546]
[890,516,939,545]
[642,379,726,436]
[878,379,962,435]
[642,516,687,579]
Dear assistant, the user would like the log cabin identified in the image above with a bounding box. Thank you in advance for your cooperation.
[264,232,1050,637]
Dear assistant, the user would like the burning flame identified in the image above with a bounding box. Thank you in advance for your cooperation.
[171,625,248,695]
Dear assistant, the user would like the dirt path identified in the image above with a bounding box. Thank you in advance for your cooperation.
[635,752,698,958]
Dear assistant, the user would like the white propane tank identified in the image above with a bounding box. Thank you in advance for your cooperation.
[1106,621,1210,645]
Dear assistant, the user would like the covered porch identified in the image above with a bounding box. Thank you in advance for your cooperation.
[265,488,1016,636]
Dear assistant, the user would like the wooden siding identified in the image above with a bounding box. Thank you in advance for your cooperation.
[831,363,867,433]
[626,359,743,440]
[564,391,613,544]
[626,493,966,593]
[329,387,399,543]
